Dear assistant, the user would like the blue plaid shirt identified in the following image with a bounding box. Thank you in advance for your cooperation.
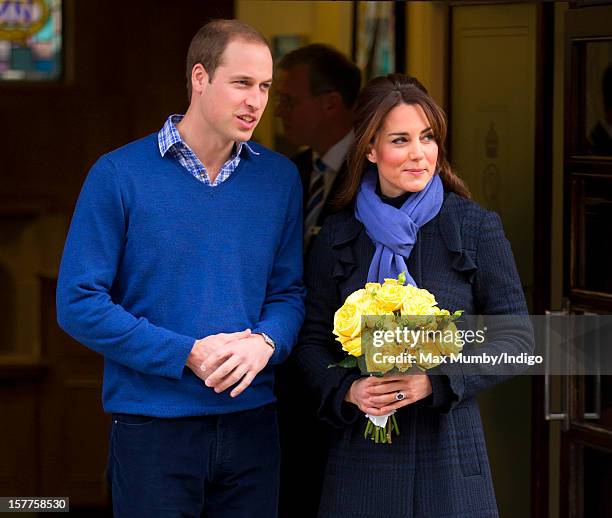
[157,114,258,186]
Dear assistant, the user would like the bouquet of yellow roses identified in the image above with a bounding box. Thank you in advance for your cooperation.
[331,272,463,443]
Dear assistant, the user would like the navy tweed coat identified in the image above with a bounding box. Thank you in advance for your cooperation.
[293,191,534,518]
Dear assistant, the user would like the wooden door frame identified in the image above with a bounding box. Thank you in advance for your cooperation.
[532,5,555,518]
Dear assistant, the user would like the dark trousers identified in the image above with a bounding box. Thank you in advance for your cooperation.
[276,359,330,518]
[107,404,280,518]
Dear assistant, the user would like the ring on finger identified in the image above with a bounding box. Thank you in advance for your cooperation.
[395,391,405,401]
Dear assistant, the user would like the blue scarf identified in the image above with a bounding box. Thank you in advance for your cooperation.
[355,166,444,286]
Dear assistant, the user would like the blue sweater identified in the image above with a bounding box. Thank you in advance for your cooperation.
[56,134,305,417]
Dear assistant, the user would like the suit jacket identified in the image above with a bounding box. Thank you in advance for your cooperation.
[293,192,534,518]
[276,148,349,518]
[294,148,348,227]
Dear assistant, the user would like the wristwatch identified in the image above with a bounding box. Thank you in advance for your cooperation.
[258,332,276,351]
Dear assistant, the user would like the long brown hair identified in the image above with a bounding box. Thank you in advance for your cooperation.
[333,74,471,209]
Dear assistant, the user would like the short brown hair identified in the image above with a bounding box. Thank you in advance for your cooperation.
[185,19,269,101]
[334,74,471,209]
[277,44,361,107]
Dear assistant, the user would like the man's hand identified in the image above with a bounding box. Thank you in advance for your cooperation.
[345,374,432,416]
[186,329,252,381]
[204,334,274,398]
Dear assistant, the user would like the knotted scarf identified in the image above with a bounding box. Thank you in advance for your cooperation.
[355,166,444,285]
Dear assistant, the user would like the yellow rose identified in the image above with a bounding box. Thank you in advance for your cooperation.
[415,335,444,370]
[375,282,408,312]
[403,286,437,308]
[361,299,393,328]
[383,278,398,285]
[379,338,407,356]
[436,321,463,356]
[345,289,370,309]
[400,302,438,330]
[366,336,413,373]
[401,297,438,316]
[333,303,362,340]
[395,359,414,373]
[365,282,381,295]
[386,339,415,373]
[365,348,396,373]
[337,335,362,356]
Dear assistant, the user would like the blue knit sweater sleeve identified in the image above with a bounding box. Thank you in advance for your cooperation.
[56,156,195,379]
[253,171,305,365]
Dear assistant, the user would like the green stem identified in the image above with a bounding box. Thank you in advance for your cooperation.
[392,414,400,435]
[363,416,402,444]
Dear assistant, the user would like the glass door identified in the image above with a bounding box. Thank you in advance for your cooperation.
[561,4,612,518]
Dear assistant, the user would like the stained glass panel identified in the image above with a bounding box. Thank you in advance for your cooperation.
[0,0,62,81]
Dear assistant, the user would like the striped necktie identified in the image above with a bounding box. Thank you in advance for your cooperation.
[304,157,328,248]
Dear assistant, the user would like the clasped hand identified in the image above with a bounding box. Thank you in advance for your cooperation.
[186,329,273,398]
[345,374,432,416]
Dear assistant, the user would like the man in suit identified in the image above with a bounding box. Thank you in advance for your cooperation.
[275,44,361,252]
[273,44,361,518]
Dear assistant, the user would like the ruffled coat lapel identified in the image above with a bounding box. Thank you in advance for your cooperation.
[328,209,364,281]
[435,193,478,283]
[327,192,478,286]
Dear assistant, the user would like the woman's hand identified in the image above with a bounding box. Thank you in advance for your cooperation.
[345,374,432,416]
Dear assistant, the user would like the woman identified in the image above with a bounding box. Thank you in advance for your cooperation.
[294,74,533,518]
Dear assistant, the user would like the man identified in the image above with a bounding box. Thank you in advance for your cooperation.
[274,44,361,252]
[273,44,360,518]
[56,20,304,517]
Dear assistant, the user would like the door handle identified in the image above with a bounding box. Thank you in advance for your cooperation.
[545,309,569,430]
[583,372,601,420]
[582,312,601,420]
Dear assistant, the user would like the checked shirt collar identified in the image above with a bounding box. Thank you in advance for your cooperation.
[158,114,259,186]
